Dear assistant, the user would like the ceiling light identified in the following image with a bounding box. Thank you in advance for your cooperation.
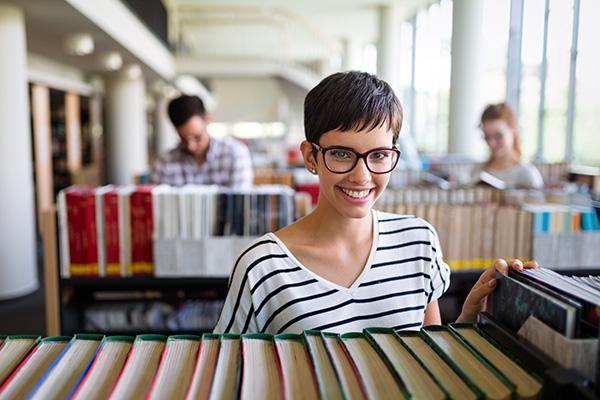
[64,33,95,56]
[100,52,123,71]
[126,64,142,80]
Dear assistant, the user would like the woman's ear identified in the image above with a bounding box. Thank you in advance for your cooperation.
[300,141,318,174]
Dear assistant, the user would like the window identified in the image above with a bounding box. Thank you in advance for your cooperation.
[481,0,511,105]
[573,0,600,166]
[412,0,452,156]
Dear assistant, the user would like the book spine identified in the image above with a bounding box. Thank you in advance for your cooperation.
[129,188,154,276]
[104,191,121,276]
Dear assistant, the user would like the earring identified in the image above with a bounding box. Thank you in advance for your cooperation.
[309,168,317,174]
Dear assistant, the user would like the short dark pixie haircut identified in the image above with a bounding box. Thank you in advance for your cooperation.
[304,71,403,144]
[168,95,207,128]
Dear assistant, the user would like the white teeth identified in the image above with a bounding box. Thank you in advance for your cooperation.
[340,188,371,199]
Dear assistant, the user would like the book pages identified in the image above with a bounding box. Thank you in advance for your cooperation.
[72,339,132,400]
[209,337,240,400]
[453,326,542,400]
[0,337,38,385]
[240,336,281,400]
[30,337,101,400]
[399,335,477,400]
[186,336,220,400]
[322,335,366,400]
[341,336,406,400]
[368,332,446,400]
[148,337,200,400]
[425,330,512,400]
[274,337,318,400]
[0,338,66,400]
[109,337,165,400]
[304,334,343,400]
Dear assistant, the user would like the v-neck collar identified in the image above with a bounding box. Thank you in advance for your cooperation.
[269,209,379,294]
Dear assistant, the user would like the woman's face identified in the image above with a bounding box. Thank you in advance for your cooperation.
[481,119,515,159]
[304,125,395,220]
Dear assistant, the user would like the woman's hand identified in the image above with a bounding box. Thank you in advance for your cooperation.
[456,258,538,323]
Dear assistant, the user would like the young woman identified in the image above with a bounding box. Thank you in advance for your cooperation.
[215,72,535,334]
[478,103,544,189]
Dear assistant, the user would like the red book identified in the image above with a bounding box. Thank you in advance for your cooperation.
[129,185,154,275]
[103,189,121,276]
[65,187,98,276]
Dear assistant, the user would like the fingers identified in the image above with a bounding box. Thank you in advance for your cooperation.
[524,260,538,269]
[494,258,509,276]
[507,259,523,271]
[467,277,497,306]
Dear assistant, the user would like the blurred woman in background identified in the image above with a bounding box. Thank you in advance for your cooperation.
[478,103,543,189]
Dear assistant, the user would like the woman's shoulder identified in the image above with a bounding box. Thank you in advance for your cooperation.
[231,233,285,269]
[375,210,437,235]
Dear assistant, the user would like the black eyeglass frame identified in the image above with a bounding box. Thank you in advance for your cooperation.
[311,142,401,174]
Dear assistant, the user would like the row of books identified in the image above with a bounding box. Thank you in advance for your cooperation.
[58,185,303,278]
[378,186,499,207]
[0,325,542,400]
[490,267,600,383]
[84,299,224,332]
[376,202,600,269]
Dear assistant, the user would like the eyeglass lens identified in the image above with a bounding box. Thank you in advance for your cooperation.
[324,148,399,173]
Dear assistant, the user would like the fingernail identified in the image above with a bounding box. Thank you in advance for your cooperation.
[515,260,523,270]
[496,259,508,269]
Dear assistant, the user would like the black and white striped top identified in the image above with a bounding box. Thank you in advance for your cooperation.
[214,210,451,334]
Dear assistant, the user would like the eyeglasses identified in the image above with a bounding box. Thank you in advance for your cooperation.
[311,143,401,174]
[482,132,505,143]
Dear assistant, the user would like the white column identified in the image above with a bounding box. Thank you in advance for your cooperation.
[154,92,178,158]
[447,0,485,158]
[342,37,362,71]
[0,3,39,299]
[377,4,400,92]
[105,67,149,184]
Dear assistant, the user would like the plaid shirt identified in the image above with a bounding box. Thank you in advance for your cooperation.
[152,136,254,188]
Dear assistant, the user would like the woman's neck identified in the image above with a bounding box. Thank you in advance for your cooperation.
[302,204,373,247]
[487,151,520,170]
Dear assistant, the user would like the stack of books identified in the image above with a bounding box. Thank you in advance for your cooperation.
[490,267,600,384]
[58,185,300,278]
[0,326,546,399]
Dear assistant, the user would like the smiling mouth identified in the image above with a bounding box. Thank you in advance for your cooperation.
[339,187,373,199]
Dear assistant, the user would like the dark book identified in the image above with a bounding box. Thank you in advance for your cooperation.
[489,271,581,338]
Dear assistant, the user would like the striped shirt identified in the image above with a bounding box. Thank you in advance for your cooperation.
[152,136,254,188]
[214,210,451,334]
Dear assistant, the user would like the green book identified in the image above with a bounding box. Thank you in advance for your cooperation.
[321,332,366,400]
[147,335,201,400]
[187,333,221,400]
[28,334,103,400]
[108,334,166,400]
[0,336,68,400]
[364,328,448,400]
[240,333,280,400]
[339,332,410,400]
[421,326,515,400]
[274,334,319,400]
[449,324,543,400]
[72,336,133,400]
[395,331,481,400]
[209,334,241,400]
[0,335,40,386]
[303,330,344,400]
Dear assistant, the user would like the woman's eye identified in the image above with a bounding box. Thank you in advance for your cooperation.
[370,151,389,161]
[330,150,352,159]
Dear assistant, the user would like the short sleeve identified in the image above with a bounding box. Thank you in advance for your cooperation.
[229,142,254,189]
[213,256,259,333]
[427,227,451,303]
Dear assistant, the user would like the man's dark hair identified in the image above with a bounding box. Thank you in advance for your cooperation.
[304,71,403,144]
[168,95,207,127]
